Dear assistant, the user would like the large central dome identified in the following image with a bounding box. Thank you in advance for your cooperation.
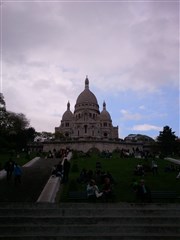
[76,77,98,105]
[74,77,99,113]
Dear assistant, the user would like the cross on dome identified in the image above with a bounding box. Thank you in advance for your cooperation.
[85,75,89,89]
[103,101,106,110]
[67,101,70,110]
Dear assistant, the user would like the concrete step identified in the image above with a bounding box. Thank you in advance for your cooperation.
[0,203,179,239]
[1,202,180,209]
[0,235,180,240]
[0,207,180,217]
[0,224,179,235]
[0,216,180,225]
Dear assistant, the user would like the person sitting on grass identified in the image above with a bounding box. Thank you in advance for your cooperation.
[77,168,88,184]
[131,178,138,193]
[136,179,151,203]
[102,177,113,201]
[86,179,103,200]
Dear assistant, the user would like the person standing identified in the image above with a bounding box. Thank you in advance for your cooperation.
[152,160,158,175]
[62,158,70,183]
[4,158,14,181]
[13,163,22,185]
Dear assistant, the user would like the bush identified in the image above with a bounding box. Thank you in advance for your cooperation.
[68,179,78,191]
[71,161,79,173]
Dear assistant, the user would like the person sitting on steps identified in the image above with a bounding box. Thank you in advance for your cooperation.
[86,179,103,200]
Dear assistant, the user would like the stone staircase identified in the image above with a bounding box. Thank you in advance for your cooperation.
[0,203,179,239]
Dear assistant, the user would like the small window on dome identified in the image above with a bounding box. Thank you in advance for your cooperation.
[104,133,107,137]
[104,122,107,127]
[66,123,69,127]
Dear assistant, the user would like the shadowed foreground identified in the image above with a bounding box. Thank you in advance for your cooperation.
[0,158,59,202]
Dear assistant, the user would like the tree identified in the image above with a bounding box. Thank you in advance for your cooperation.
[157,126,178,157]
[0,93,8,131]
[0,93,35,151]
[7,112,30,134]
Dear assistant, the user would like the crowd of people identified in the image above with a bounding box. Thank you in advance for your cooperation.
[76,162,115,201]
[3,148,178,203]
[132,160,160,202]
[134,160,159,177]
[47,148,70,159]
[86,176,114,202]
[131,178,151,202]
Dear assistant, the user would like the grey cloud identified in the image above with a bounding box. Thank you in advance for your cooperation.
[2,1,179,133]
[3,1,178,91]
[3,2,66,62]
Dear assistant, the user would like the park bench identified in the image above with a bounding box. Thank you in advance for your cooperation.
[151,190,178,201]
[68,191,87,201]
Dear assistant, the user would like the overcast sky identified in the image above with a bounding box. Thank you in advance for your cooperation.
[1,0,179,139]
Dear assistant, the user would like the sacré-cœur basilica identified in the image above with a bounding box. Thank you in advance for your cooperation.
[55,76,118,141]
[42,76,154,154]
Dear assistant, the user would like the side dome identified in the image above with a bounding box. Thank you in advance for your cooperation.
[62,102,73,121]
[100,102,111,121]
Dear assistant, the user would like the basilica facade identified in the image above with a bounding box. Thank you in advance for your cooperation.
[41,77,152,153]
[55,77,119,141]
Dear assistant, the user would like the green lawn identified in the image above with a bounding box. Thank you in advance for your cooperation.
[59,153,180,203]
[0,151,179,203]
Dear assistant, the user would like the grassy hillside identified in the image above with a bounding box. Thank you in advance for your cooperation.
[59,153,180,203]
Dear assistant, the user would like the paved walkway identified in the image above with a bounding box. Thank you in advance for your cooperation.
[0,157,61,202]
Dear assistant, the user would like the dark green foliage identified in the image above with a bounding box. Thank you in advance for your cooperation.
[157,126,178,157]
[0,94,36,151]
[68,179,78,191]
[71,161,79,172]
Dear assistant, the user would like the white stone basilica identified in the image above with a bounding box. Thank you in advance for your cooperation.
[40,76,153,153]
[55,77,119,141]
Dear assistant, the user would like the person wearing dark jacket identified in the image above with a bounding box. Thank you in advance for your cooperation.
[137,179,151,202]
[13,163,22,185]
[62,158,70,183]
[4,158,14,181]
